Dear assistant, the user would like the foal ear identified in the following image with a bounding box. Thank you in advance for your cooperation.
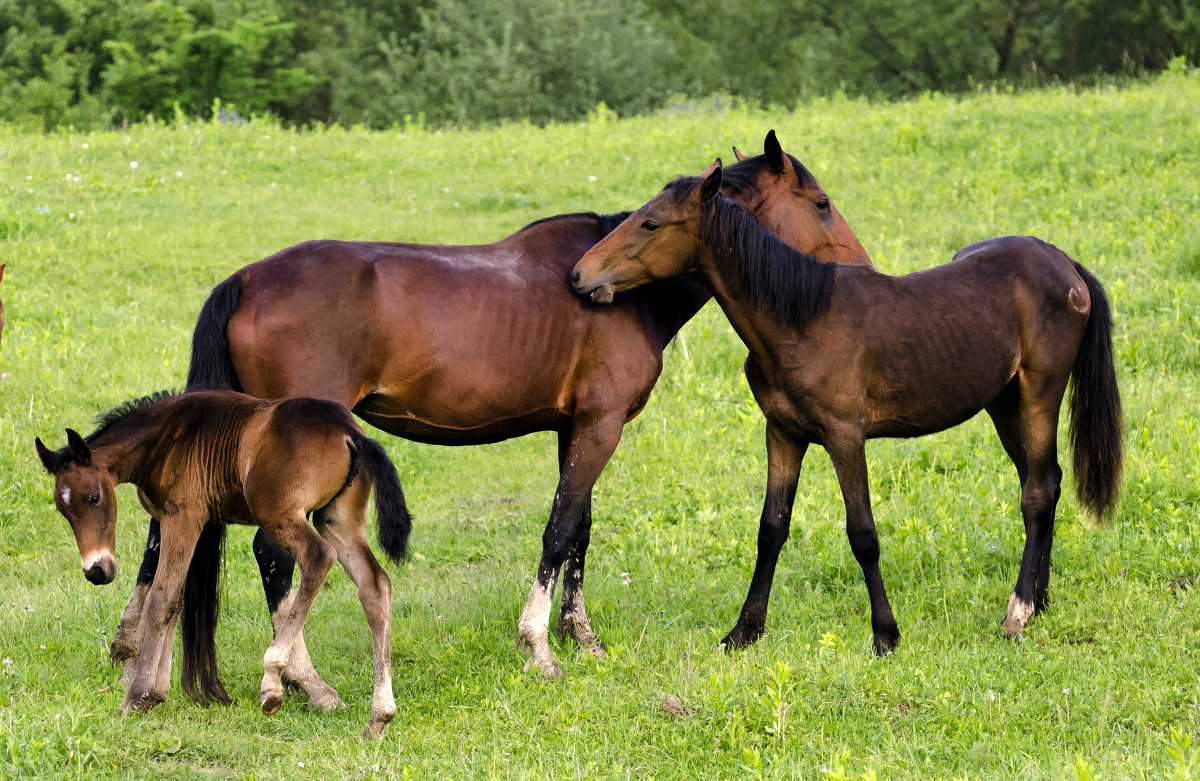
[65,428,92,465]
[764,129,792,176]
[35,437,61,474]
[731,145,749,162]
[699,158,723,203]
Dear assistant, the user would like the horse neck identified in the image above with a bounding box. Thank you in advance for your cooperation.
[630,277,712,349]
[88,407,172,486]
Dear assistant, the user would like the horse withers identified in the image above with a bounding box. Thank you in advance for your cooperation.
[572,161,1123,654]
[36,390,411,739]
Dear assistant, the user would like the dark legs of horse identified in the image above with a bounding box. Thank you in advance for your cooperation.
[554,431,606,657]
[829,435,901,656]
[998,375,1065,636]
[517,414,624,675]
[722,423,807,649]
[252,529,342,710]
[120,516,204,712]
[112,518,160,684]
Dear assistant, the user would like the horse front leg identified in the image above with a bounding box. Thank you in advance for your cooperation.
[253,529,343,711]
[828,436,900,656]
[112,518,160,686]
[517,414,624,676]
[120,516,203,713]
[722,423,807,649]
[553,428,606,658]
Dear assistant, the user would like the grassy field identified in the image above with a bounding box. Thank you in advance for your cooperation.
[1,71,1199,779]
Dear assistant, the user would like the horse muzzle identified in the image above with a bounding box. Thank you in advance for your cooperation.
[82,553,116,585]
[569,272,615,304]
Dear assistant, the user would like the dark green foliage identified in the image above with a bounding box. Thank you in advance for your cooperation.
[1,0,1197,129]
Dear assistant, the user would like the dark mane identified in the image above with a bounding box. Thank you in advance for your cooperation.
[663,176,835,331]
[721,152,820,194]
[518,211,635,238]
[91,390,180,440]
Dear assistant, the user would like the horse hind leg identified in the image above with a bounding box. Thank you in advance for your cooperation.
[253,529,343,711]
[1001,374,1066,637]
[255,515,337,716]
[314,483,396,739]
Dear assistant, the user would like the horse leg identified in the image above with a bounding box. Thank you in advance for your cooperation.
[257,516,337,716]
[1002,377,1064,636]
[120,517,204,713]
[517,414,624,676]
[554,431,605,657]
[722,423,807,648]
[112,518,160,686]
[314,484,396,739]
[828,436,900,656]
[253,528,342,711]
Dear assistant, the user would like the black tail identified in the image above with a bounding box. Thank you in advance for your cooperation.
[1069,262,1125,522]
[352,435,412,564]
[186,273,243,392]
[180,523,231,705]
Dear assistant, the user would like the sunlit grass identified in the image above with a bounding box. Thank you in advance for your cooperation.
[1,71,1199,778]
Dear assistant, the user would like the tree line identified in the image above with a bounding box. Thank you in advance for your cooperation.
[3,0,1197,131]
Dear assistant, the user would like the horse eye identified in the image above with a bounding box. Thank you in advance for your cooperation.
[640,220,659,232]
[88,493,101,507]
[816,198,831,212]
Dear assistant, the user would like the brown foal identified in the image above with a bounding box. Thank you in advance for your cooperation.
[571,162,1123,654]
[36,391,411,738]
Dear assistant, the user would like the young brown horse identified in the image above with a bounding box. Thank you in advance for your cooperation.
[119,132,872,700]
[36,391,411,738]
[571,162,1124,654]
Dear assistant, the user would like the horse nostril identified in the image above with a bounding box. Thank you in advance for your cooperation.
[569,270,581,285]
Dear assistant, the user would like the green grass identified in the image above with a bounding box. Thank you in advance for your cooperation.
[2,72,1199,779]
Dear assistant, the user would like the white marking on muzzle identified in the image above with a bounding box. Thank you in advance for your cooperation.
[81,549,114,571]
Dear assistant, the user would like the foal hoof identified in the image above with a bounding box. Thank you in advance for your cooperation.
[306,688,345,713]
[261,690,284,716]
[119,691,164,714]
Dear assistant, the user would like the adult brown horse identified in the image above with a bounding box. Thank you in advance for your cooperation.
[116,133,872,704]
[571,162,1124,655]
[36,391,410,738]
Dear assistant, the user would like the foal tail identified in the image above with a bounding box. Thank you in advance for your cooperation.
[180,523,232,705]
[186,273,243,391]
[1068,261,1124,522]
[351,434,412,563]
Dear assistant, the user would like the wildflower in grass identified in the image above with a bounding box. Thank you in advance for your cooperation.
[130,161,138,169]
[620,571,631,585]
[588,175,597,182]
[175,171,182,177]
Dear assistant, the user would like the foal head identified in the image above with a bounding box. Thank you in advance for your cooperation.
[572,163,722,303]
[725,131,871,269]
[35,430,118,585]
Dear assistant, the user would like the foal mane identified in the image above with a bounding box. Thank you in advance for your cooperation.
[663,176,836,332]
[91,389,180,439]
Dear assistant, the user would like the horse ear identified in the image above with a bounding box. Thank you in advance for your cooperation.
[732,145,748,162]
[764,129,792,175]
[65,428,92,465]
[35,437,60,474]
[0,263,6,283]
[699,158,723,203]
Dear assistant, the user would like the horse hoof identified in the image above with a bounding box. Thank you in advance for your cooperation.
[261,691,283,715]
[522,656,563,678]
[720,624,763,651]
[119,692,164,714]
[306,690,345,713]
[585,641,608,660]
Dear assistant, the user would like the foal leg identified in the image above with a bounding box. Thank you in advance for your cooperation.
[253,529,342,710]
[722,423,807,649]
[517,414,624,676]
[315,487,396,739]
[828,436,900,656]
[1002,380,1064,637]
[257,516,337,716]
[112,518,160,686]
[120,517,204,713]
